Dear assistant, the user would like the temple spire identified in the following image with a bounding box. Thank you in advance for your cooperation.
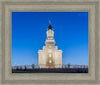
[48,20,53,31]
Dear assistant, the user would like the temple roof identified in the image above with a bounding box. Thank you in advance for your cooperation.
[47,21,53,31]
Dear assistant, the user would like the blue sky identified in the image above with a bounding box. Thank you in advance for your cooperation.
[12,12,88,66]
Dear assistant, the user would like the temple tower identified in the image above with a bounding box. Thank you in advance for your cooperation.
[38,21,62,68]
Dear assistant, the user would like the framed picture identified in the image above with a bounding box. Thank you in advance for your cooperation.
[0,0,99,85]
[12,12,88,73]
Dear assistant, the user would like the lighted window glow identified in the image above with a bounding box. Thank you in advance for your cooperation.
[49,53,52,58]
[49,46,52,49]
[49,60,52,63]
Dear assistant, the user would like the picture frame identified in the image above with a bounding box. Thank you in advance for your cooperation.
[0,0,99,85]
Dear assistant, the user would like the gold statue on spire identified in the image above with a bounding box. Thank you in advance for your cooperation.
[49,20,51,25]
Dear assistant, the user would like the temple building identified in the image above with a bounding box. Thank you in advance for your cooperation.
[38,21,62,69]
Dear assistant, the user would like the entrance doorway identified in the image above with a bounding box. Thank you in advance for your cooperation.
[48,65,53,69]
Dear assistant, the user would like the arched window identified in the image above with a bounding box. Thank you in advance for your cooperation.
[49,53,52,58]
[49,46,52,49]
[49,60,52,63]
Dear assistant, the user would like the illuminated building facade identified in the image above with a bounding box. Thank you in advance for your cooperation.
[38,21,62,68]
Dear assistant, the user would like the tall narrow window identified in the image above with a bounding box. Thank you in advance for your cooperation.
[49,46,52,49]
[49,53,52,58]
[49,60,52,63]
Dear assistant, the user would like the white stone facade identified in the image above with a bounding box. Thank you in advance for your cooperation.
[38,22,62,68]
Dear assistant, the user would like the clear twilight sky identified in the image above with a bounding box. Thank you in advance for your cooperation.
[12,12,88,66]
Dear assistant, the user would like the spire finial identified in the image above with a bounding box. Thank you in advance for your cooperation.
[49,20,51,25]
[47,20,53,31]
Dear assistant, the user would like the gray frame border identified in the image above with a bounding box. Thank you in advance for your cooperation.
[0,0,99,85]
